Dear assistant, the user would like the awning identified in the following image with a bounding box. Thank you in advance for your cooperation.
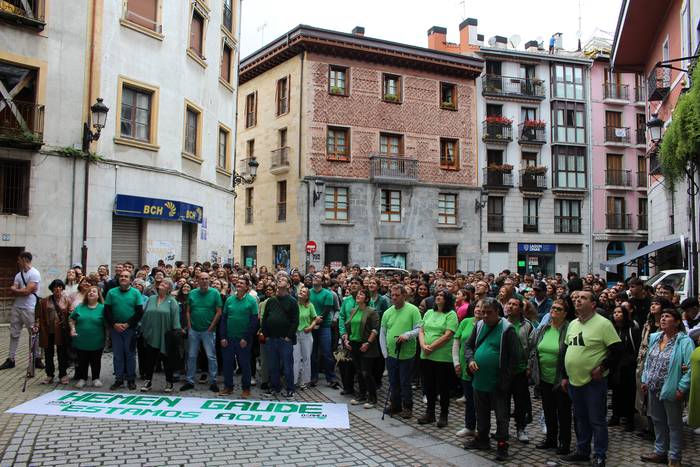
[114,194,203,224]
[600,238,680,271]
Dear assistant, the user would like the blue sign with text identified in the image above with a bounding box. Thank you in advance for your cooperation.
[114,195,203,224]
[518,243,556,254]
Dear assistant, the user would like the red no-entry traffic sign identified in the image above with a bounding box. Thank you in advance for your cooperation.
[306,241,317,254]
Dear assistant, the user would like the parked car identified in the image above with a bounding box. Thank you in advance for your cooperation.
[645,269,689,302]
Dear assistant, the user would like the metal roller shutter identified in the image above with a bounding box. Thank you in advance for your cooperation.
[181,223,192,264]
[111,216,142,270]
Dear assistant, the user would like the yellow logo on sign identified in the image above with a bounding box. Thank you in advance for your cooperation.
[143,205,163,216]
[165,201,177,217]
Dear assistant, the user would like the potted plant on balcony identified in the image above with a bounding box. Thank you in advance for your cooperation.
[523,119,546,129]
[384,93,400,102]
[330,85,345,95]
[485,116,513,125]
[487,163,513,173]
[523,165,547,174]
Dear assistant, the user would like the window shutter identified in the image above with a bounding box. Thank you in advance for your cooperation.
[127,0,158,31]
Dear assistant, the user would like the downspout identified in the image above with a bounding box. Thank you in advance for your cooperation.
[298,50,309,272]
[69,157,76,263]
[586,66,594,273]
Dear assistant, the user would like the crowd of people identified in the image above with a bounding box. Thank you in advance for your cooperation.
[2,251,699,466]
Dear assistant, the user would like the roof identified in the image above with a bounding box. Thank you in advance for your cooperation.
[478,46,593,66]
[239,24,484,84]
[611,0,674,71]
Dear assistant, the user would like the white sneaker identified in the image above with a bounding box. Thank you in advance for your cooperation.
[363,401,376,409]
[422,395,427,403]
[456,427,476,437]
[75,379,86,389]
[517,429,529,443]
[251,378,257,386]
[455,396,466,405]
[695,427,700,435]
[541,423,547,434]
[350,398,365,405]
[92,379,103,388]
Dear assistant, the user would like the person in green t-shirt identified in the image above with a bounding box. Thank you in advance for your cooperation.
[379,284,422,419]
[293,286,320,390]
[182,272,222,392]
[218,277,258,397]
[463,298,520,462]
[452,300,483,437]
[104,270,144,390]
[345,288,381,408]
[417,290,458,427]
[309,273,338,387]
[69,286,105,388]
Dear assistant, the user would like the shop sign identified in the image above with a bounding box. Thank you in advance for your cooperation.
[517,243,555,254]
[114,195,203,224]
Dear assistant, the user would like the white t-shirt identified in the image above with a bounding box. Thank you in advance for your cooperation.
[13,266,41,309]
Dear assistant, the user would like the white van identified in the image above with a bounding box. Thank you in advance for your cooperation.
[645,269,690,302]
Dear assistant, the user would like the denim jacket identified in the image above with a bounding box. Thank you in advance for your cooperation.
[641,331,694,401]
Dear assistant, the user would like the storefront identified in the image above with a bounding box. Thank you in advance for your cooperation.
[517,243,555,276]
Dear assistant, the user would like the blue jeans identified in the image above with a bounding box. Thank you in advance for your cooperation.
[111,328,136,381]
[311,326,336,383]
[187,329,217,384]
[386,357,414,408]
[266,337,294,392]
[222,338,252,390]
[462,379,476,430]
[648,391,684,461]
[569,379,608,459]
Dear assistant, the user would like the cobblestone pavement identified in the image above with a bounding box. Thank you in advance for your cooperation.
[0,325,697,467]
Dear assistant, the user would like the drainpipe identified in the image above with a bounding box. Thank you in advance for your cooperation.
[586,66,594,274]
[299,50,307,271]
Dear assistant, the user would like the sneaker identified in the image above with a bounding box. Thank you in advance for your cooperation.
[399,408,412,419]
[40,376,54,385]
[209,383,219,393]
[495,442,509,461]
[456,427,476,437]
[463,438,490,450]
[251,378,256,386]
[127,381,136,390]
[199,373,208,384]
[639,452,667,464]
[536,441,556,450]
[591,458,605,467]
[695,427,700,435]
[329,381,340,389]
[75,379,87,389]
[422,395,427,404]
[350,397,367,405]
[297,383,308,391]
[417,414,436,424]
[455,396,466,405]
[60,376,70,385]
[0,358,15,370]
[180,382,195,391]
[363,401,376,409]
[241,389,251,399]
[110,380,124,390]
[384,405,401,416]
[34,358,45,369]
[218,387,233,396]
[285,390,295,398]
[560,452,590,463]
[339,389,354,396]
[437,415,448,428]
[164,383,173,393]
[92,379,103,388]
[140,380,152,392]
[517,429,529,443]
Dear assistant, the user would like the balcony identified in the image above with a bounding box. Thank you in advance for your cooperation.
[519,168,547,191]
[245,207,253,224]
[638,214,648,231]
[605,169,632,187]
[555,217,582,234]
[0,99,45,150]
[270,146,290,174]
[603,83,630,102]
[637,171,647,188]
[481,75,545,100]
[0,0,45,30]
[523,216,538,233]
[518,122,546,145]
[369,155,418,183]
[606,213,633,230]
[648,67,671,101]
[634,87,645,104]
[487,215,504,232]
[482,120,513,144]
[604,126,630,146]
[483,166,514,190]
[635,128,646,145]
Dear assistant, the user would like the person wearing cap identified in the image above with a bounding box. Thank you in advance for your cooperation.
[35,279,72,384]
[531,281,552,323]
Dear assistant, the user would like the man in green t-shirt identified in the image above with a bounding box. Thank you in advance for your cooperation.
[561,291,622,466]
[309,273,339,388]
[181,272,222,393]
[104,270,144,390]
[218,277,258,398]
[464,298,520,462]
[379,284,422,419]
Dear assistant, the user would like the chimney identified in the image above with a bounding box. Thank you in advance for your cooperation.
[458,18,478,47]
[476,34,484,46]
[525,40,539,52]
[352,26,365,36]
[495,35,508,49]
[427,26,448,50]
[554,32,563,50]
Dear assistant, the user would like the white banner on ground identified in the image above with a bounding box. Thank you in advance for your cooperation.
[7,390,350,429]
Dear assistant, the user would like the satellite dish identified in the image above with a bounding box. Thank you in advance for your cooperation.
[509,34,521,49]
[487,36,497,47]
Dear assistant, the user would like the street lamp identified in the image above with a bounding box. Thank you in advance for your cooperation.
[312,180,325,205]
[647,113,664,143]
[233,158,258,187]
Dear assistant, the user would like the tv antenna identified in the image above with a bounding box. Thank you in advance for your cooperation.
[577,0,583,51]
[257,22,268,47]
[509,34,521,49]
[487,36,497,47]
[458,0,466,20]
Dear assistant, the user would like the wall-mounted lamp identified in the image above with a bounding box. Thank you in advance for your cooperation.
[312,180,325,206]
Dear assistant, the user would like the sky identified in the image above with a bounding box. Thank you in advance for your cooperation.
[239,0,624,58]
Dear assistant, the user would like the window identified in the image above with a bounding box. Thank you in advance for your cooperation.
[382,74,402,102]
[487,197,504,232]
[217,125,230,170]
[325,187,348,221]
[245,92,257,128]
[329,65,348,95]
[245,187,253,224]
[189,7,206,61]
[440,82,457,109]
[554,146,586,189]
[222,0,233,34]
[521,152,537,167]
[277,181,287,222]
[276,76,290,116]
[552,102,585,144]
[552,64,585,100]
[638,198,648,230]
[0,160,30,216]
[116,77,159,149]
[246,139,255,158]
[554,199,582,233]
[440,138,459,169]
[381,190,401,222]
[183,101,202,158]
[607,196,628,229]
[637,155,647,187]
[438,193,457,225]
[523,198,538,232]
[220,41,233,85]
[521,107,537,121]
[123,0,161,33]
[327,127,350,161]
[380,133,403,156]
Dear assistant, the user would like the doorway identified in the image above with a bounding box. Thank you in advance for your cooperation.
[438,245,457,274]
[324,243,348,268]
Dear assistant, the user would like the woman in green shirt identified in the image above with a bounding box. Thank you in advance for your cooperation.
[293,287,320,389]
[69,286,105,388]
[530,298,571,455]
[344,288,380,408]
[418,290,458,427]
[140,278,181,393]
[452,299,483,437]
